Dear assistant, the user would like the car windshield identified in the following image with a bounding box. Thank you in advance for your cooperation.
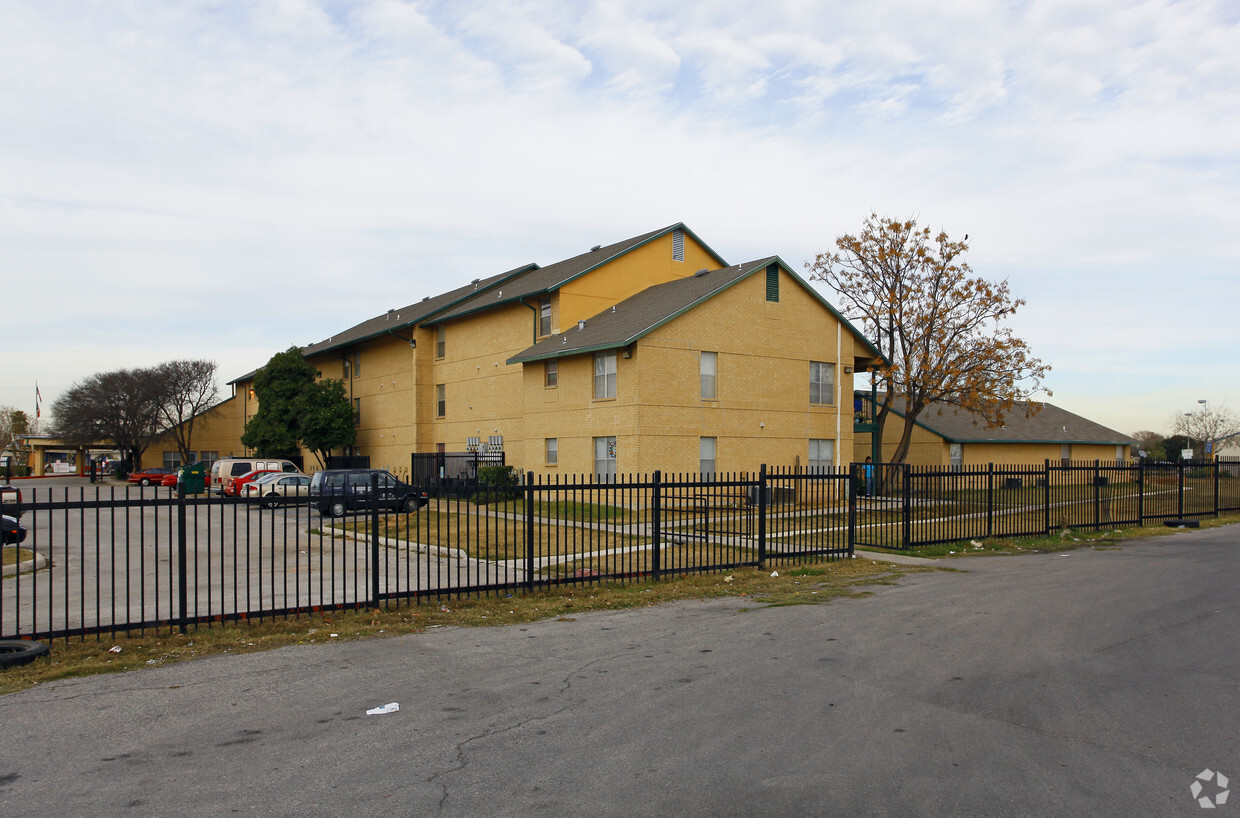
[252,473,284,485]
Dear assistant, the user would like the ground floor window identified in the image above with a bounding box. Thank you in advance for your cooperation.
[546,438,558,465]
[807,439,834,473]
[700,437,717,478]
[593,436,616,483]
[163,451,197,469]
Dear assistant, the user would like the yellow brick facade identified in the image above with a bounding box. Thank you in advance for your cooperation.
[168,227,878,477]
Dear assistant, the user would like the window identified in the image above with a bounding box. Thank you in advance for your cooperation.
[164,451,197,469]
[766,263,779,302]
[539,298,552,337]
[700,437,717,478]
[809,361,835,405]
[353,350,361,376]
[594,351,617,399]
[672,229,685,262]
[545,360,558,388]
[546,438,558,465]
[594,436,617,483]
[808,439,834,473]
[435,384,445,418]
[199,451,218,467]
[436,326,445,359]
[700,351,717,400]
[353,397,361,425]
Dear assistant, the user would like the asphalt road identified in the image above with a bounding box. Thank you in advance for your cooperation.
[1,526,1237,816]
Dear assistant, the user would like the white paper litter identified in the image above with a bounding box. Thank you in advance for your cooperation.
[770,571,779,577]
[108,646,122,653]
[366,702,400,716]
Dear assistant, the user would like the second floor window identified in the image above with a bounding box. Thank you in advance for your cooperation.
[700,351,717,400]
[810,361,835,405]
[435,384,445,418]
[545,360,557,388]
[436,326,445,359]
[594,351,617,399]
[539,298,552,337]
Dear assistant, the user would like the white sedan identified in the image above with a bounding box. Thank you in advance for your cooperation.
[244,473,312,509]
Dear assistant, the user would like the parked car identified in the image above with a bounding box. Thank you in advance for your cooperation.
[225,469,289,497]
[245,473,313,509]
[128,467,174,487]
[309,469,428,517]
[0,485,21,519]
[160,472,180,487]
[1,514,26,545]
[209,458,300,493]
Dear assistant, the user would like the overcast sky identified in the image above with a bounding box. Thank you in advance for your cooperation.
[2,0,1237,442]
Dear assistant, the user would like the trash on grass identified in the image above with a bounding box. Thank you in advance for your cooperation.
[770,571,779,577]
[366,702,400,716]
[109,646,122,653]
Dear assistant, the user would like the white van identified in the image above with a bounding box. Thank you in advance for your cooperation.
[209,458,300,493]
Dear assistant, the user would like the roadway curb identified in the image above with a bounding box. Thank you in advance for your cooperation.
[854,548,940,566]
[2,549,47,577]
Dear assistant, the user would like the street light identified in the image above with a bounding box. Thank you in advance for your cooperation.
[1184,413,1195,461]
[1197,399,1209,457]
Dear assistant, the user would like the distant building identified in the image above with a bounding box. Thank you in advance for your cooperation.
[854,395,1138,467]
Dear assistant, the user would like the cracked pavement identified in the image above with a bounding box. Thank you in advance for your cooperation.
[1,527,1238,816]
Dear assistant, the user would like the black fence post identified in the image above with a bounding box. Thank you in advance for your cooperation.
[1043,460,1052,534]
[651,470,662,579]
[901,464,911,549]
[370,471,381,608]
[847,463,856,556]
[177,481,188,634]
[757,464,768,568]
[1093,459,1101,529]
[524,471,535,591]
[1177,460,1185,520]
[1213,458,1221,519]
[1137,458,1145,524]
[986,463,994,539]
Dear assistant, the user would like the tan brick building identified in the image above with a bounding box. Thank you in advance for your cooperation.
[150,224,882,477]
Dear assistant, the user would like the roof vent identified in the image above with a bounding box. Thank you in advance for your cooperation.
[591,244,602,251]
[577,320,586,331]
[694,268,709,277]
[497,290,502,298]
[422,296,429,302]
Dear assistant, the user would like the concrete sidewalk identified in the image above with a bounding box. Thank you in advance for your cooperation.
[853,547,940,565]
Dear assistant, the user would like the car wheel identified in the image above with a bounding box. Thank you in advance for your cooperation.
[330,501,347,518]
[403,496,421,513]
[0,640,49,669]
[263,493,280,510]
[140,478,152,486]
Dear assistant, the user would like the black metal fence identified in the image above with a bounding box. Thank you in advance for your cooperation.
[411,451,507,498]
[0,466,851,641]
[4,459,1237,641]
[851,458,1240,550]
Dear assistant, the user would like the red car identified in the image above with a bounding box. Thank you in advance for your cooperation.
[128,468,174,487]
[160,473,179,487]
[225,469,281,497]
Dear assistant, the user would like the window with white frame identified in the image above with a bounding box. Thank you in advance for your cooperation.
[539,298,552,337]
[700,351,717,400]
[546,438,558,465]
[809,361,835,405]
[435,326,445,359]
[700,437,717,478]
[435,384,445,418]
[594,351,617,399]
[807,439,834,473]
[545,360,557,388]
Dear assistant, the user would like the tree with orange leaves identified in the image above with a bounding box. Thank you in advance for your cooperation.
[807,214,1050,465]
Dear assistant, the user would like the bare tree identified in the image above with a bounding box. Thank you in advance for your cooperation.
[52,369,164,469]
[808,214,1050,464]
[155,359,218,463]
[1173,405,1240,460]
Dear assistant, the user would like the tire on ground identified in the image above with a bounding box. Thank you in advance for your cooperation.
[0,640,50,669]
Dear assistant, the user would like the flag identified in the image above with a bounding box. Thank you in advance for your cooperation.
[35,383,41,418]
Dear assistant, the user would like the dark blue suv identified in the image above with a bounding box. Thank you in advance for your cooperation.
[309,469,428,517]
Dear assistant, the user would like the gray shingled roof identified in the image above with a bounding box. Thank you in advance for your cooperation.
[508,257,884,364]
[429,223,727,325]
[228,263,535,383]
[880,396,1137,445]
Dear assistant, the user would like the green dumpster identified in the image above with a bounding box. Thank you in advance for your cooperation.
[181,462,207,494]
